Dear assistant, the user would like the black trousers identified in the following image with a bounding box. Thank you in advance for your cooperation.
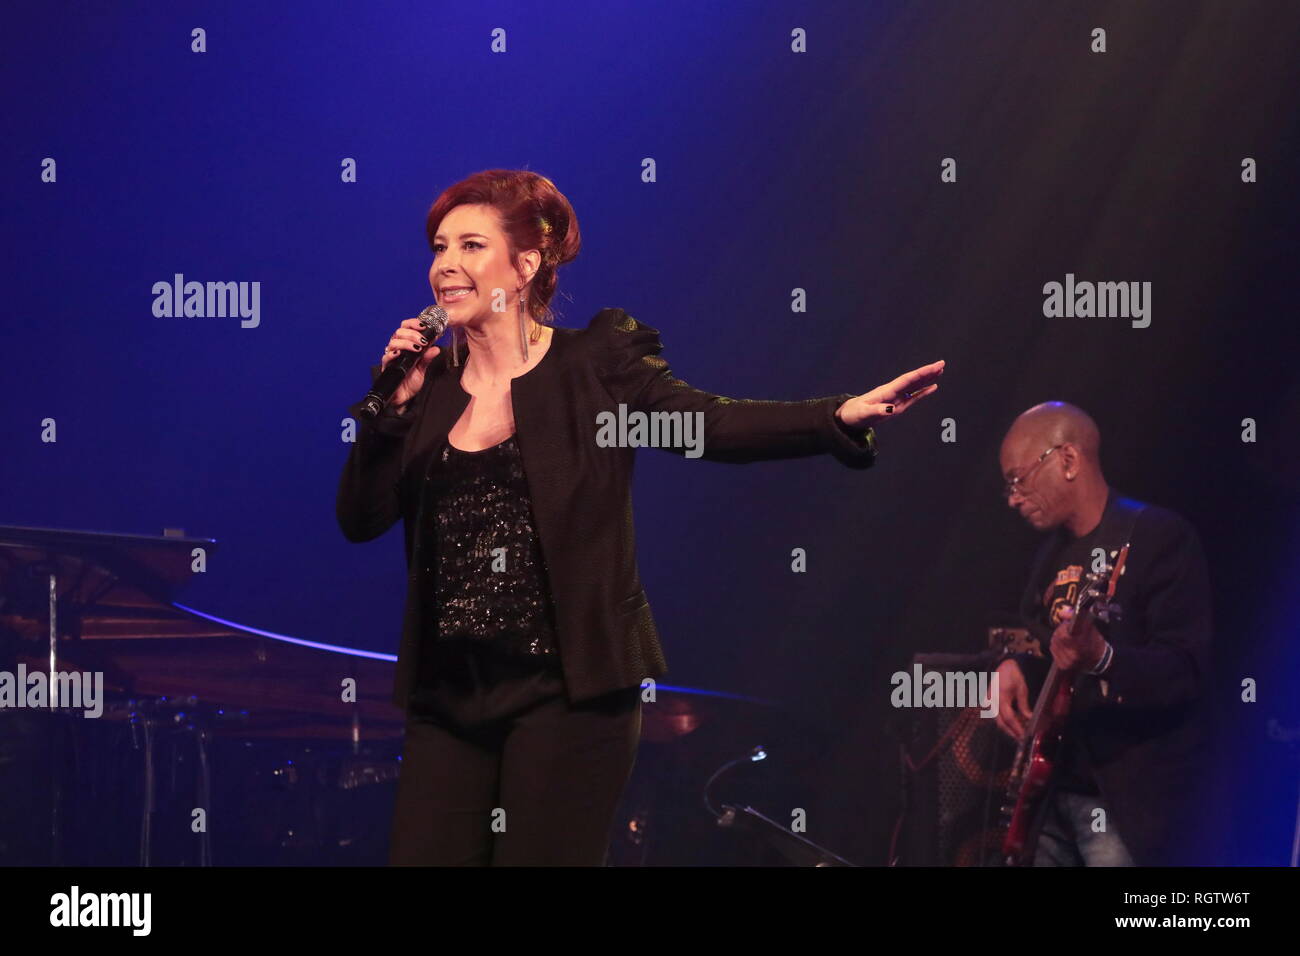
[389,640,641,866]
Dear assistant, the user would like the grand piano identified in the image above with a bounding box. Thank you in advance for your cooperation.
[0,525,405,741]
[0,524,820,867]
[0,524,405,865]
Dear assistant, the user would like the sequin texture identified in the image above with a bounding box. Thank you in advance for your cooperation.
[422,435,559,657]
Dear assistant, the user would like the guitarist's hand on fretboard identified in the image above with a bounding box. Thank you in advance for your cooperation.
[994,658,1033,741]
[1049,605,1108,672]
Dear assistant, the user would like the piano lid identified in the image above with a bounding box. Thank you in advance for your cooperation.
[0,524,404,740]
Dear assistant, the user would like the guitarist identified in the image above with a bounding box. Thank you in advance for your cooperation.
[993,402,1212,866]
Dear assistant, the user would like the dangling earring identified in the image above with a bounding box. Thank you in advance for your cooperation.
[517,287,530,362]
[450,325,463,367]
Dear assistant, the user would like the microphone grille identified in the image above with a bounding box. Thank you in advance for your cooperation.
[416,304,449,338]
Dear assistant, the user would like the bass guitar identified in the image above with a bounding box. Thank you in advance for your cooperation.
[996,543,1129,866]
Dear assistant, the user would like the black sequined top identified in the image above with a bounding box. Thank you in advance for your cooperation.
[422,435,559,658]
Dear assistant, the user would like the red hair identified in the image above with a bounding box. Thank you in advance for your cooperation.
[425,169,582,325]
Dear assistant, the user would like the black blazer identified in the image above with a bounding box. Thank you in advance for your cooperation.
[337,307,877,709]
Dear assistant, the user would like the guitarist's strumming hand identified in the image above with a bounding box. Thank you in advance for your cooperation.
[1049,606,1107,673]
[994,659,1032,742]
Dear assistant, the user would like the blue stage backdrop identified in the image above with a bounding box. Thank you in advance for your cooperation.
[3,0,1298,865]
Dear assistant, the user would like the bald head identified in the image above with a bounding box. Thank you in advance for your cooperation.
[1000,402,1108,534]
[1003,402,1101,467]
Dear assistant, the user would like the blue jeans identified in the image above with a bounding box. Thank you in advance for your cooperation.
[1033,789,1135,867]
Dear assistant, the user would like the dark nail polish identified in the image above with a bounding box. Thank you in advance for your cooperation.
[885,405,894,414]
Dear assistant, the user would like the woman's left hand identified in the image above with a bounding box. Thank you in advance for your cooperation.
[836,360,945,428]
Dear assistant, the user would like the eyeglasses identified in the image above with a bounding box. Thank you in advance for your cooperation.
[1002,445,1063,500]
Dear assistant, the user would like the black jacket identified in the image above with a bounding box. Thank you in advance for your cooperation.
[337,307,877,709]
[1016,492,1213,865]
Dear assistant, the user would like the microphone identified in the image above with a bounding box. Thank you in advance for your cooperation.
[355,305,449,420]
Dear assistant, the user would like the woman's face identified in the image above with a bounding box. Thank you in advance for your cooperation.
[428,203,525,327]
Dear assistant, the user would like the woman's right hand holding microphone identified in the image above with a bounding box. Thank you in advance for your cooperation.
[381,317,443,410]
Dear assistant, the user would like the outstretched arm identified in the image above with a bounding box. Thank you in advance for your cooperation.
[589,308,943,467]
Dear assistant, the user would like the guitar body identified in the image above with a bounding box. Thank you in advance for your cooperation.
[1000,678,1074,865]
